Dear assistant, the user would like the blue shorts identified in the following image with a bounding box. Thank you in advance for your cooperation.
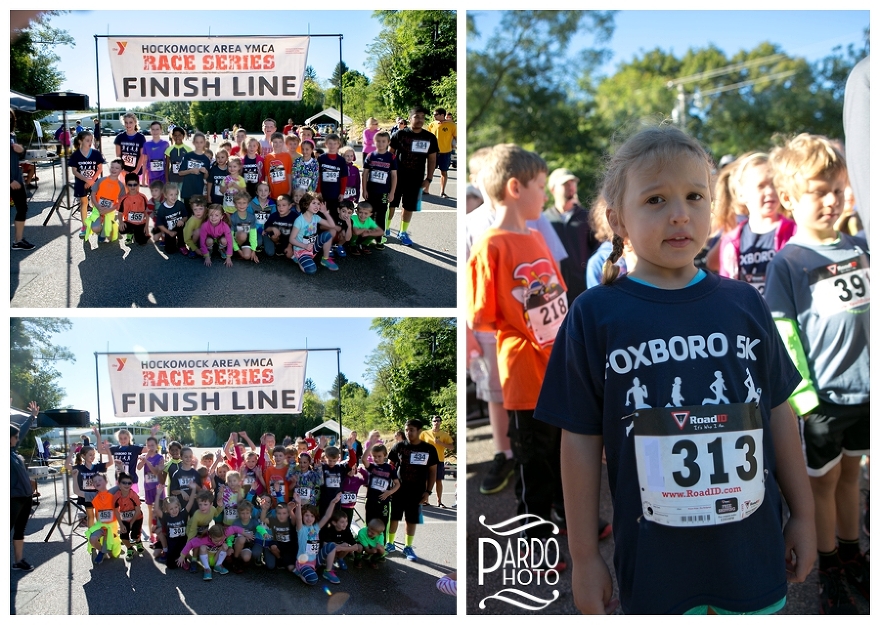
[436,152,452,172]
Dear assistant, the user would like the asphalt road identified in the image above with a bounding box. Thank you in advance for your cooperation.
[12,447,457,615]
[465,420,869,615]
[10,139,457,309]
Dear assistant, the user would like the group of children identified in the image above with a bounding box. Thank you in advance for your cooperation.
[68,429,412,587]
[467,127,868,614]
[68,115,400,271]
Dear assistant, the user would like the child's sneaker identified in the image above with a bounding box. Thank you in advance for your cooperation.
[156,552,167,564]
[213,564,229,575]
[158,240,165,250]
[818,566,858,614]
[842,551,870,600]
[398,231,413,246]
[125,233,133,244]
[126,548,135,561]
[94,551,105,565]
[322,570,341,584]
[220,250,227,260]
[203,568,213,581]
[187,250,198,259]
[373,242,385,251]
[336,558,348,571]
[335,245,346,258]
[402,546,417,561]
[98,234,106,243]
[385,542,396,554]
[380,236,388,245]
[189,560,200,573]
[79,227,87,240]
[320,257,339,271]
[134,541,145,554]
[384,229,391,238]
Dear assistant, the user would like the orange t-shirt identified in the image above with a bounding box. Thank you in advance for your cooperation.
[468,228,568,410]
[113,490,142,523]
[120,193,150,224]
[92,491,117,524]
[263,151,293,199]
[92,177,125,213]
[264,465,290,504]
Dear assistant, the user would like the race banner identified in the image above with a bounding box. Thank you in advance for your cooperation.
[107,36,310,102]
[107,351,308,417]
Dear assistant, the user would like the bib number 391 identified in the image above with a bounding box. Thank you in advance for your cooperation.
[633,403,764,527]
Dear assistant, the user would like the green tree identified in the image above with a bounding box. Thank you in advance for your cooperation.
[10,318,74,409]
[593,37,869,160]
[366,318,456,430]
[467,11,616,193]
[11,12,75,132]
[369,10,456,114]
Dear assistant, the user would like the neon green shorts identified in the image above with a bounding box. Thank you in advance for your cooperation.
[684,596,786,615]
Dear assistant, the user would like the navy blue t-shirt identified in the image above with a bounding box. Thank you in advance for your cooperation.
[317,153,347,201]
[68,148,105,198]
[363,150,397,195]
[263,210,298,241]
[534,272,801,614]
[179,152,211,200]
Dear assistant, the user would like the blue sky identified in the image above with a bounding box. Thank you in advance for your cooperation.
[469,10,869,78]
[38,10,384,108]
[46,316,385,424]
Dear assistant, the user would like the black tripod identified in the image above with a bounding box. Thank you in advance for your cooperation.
[43,109,76,226]
[45,427,88,543]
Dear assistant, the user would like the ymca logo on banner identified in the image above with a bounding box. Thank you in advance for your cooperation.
[106,350,308,417]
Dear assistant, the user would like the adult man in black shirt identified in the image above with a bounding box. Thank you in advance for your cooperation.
[387,419,438,561]
[388,106,439,247]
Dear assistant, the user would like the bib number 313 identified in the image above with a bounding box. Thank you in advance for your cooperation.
[633,403,764,527]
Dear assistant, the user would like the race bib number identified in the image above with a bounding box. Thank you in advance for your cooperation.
[123,153,137,167]
[411,140,430,153]
[340,492,357,504]
[172,162,181,174]
[322,170,339,183]
[344,186,357,199]
[99,198,113,209]
[296,177,312,190]
[633,403,764,527]
[527,288,568,346]
[809,254,870,317]
[255,212,269,225]
[236,223,251,233]
[224,190,235,206]
[270,166,285,183]
[295,487,312,500]
[410,452,429,466]
[98,509,113,523]
[224,506,238,521]
[168,525,186,538]
[243,474,255,486]
[370,477,389,492]
[128,212,145,223]
[276,531,290,543]
[144,472,158,484]
[245,170,259,183]
[120,509,136,521]
[150,159,164,172]
[324,475,341,488]
[369,169,388,185]
[307,540,320,554]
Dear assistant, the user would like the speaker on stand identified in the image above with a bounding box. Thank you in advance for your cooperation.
[42,409,92,543]
[35,92,89,227]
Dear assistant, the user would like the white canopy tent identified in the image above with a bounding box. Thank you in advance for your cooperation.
[304,107,352,127]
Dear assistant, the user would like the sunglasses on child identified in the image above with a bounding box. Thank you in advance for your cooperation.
[120,481,133,485]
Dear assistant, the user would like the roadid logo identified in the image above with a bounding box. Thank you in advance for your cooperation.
[477,514,561,611]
